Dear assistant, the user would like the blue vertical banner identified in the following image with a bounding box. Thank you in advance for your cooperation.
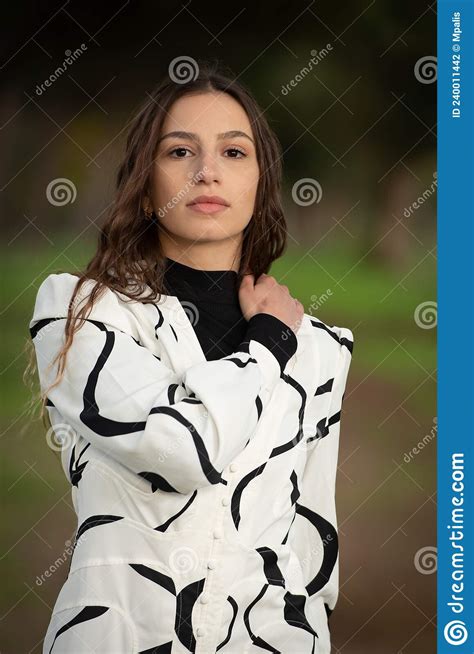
[438,1,474,652]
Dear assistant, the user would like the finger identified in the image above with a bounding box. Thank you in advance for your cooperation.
[240,273,254,286]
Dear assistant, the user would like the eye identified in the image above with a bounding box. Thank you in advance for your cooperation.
[167,146,247,159]
[225,147,246,158]
[168,147,193,158]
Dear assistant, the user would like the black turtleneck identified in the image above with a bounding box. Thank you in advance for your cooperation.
[162,257,298,373]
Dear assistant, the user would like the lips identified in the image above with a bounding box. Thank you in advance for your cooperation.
[187,195,229,207]
[186,195,230,215]
[187,201,229,215]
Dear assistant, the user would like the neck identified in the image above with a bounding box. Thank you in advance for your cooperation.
[162,255,241,302]
[160,242,242,273]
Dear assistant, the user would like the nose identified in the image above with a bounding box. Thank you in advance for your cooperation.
[192,151,222,185]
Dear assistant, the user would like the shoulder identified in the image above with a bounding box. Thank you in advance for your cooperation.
[29,272,139,337]
[303,312,354,386]
[31,273,90,316]
[304,313,354,355]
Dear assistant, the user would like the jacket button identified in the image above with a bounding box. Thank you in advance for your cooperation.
[221,497,230,506]
[229,463,238,472]
[207,560,216,569]
[196,626,206,637]
[213,529,222,539]
[200,593,210,604]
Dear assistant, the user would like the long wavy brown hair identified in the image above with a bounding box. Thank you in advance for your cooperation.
[24,58,288,429]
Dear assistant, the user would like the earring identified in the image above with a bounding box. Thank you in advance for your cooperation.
[143,202,153,219]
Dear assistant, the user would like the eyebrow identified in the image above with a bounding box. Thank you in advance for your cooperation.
[158,130,255,146]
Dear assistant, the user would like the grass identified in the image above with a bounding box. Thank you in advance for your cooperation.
[2,237,436,420]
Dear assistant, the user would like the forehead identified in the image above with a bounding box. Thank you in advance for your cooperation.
[162,92,253,137]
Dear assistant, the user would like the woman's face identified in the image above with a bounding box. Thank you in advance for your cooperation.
[149,91,260,249]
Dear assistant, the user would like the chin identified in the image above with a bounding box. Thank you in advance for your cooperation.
[174,220,239,240]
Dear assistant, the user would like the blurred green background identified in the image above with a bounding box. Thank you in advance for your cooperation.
[1,2,436,652]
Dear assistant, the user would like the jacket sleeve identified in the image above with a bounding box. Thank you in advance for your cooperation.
[30,276,298,495]
[290,326,354,618]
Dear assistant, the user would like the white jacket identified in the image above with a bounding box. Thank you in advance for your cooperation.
[30,272,354,654]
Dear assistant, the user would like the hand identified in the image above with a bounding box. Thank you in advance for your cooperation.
[238,273,304,334]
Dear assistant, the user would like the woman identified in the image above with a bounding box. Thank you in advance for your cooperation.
[28,61,354,654]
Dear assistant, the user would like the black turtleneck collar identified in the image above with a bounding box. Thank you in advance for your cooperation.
[163,256,240,304]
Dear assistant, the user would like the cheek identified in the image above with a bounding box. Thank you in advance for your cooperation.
[152,161,195,204]
[232,164,259,202]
